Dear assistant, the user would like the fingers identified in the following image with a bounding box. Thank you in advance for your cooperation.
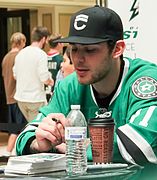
[57,122,65,143]
[36,113,66,149]
[47,113,66,143]
[37,119,60,142]
[34,129,53,152]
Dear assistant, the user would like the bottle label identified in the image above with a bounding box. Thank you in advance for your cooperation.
[65,127,87,140]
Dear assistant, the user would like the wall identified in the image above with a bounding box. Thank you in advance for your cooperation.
[37,6,87,37]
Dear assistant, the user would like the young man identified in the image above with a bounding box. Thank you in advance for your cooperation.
[16,6,157,166]
[13,26,54,122]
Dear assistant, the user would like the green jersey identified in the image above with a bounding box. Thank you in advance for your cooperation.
[47,52,63,82]
[16,57,157,165]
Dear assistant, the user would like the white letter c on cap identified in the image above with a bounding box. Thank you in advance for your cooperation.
[74,14,89,31]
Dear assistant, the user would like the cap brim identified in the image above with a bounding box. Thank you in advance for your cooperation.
[54,36,110,45]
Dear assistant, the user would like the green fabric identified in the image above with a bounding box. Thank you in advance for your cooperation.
[47,54,63,81]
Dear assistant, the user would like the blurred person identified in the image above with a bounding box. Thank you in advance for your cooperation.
[13,26,54,122]
[1,32,27,156]
[45,34,64,101]
[61,45,75,78]
[47,33,64,84]
[55,45,74,85]
[55,69,64,84]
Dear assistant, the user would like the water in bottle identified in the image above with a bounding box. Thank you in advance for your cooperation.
[65,105,87,176]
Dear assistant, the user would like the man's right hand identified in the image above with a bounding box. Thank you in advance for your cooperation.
[30,113,66,153]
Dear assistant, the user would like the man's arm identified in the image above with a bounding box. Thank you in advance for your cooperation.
[116,106,157,165]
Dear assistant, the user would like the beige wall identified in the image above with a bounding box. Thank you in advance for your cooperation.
[0,0,95,40]
[59,13,71,38]
[0,0,95,9]
[30,10,38,33]
[37,5,88,37]
[54,6,86,35]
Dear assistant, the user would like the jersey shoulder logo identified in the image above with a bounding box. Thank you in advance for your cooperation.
[74,14,89,30]
[132,76,157,99]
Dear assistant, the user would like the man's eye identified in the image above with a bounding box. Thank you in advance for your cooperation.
[71,49,77,53]
[86,49,96,53]
[71,47,77,50]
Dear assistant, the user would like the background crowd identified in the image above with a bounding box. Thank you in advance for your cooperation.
[1,26,74,156]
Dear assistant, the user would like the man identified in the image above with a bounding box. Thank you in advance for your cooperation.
[47,34,64,85]
[16,6,157,166]
[1,32,27,156]
[13,26,54,122]
[45,34,64,100]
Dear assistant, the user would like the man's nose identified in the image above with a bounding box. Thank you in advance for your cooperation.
[76,50,86,62]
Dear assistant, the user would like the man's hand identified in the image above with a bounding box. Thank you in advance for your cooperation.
[44,77,54,86]
[31,113,66,153]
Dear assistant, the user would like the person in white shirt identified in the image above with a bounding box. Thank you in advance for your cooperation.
[13,26,54,122]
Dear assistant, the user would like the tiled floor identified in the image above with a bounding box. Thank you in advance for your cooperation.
[0,132,8,145]
[0,132,9,156]
[0,132,17,156]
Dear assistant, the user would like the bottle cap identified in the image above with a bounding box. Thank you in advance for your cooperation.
[71,105,80,110]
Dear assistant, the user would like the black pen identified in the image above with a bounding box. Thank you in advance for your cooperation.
[52,118,61,123]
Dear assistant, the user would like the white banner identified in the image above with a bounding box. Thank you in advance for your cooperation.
[108,0,139,59]
[136,1,157,64]
[108,0,157,64]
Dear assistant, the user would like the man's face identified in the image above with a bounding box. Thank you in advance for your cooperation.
[70,43,113,85]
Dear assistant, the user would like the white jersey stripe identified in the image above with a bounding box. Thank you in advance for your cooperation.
[139,106,156,127]
[19,122,40,134]
[90,85,98,106]
[118,124,157,164]
[130,109,142,123]
[110,57,129,105]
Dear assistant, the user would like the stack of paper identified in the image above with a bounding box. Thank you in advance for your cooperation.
[5,153,66,176]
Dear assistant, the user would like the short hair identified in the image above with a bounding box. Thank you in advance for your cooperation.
[10,32,26,48]
[64,46,73,64]
[31,26,50,42]
[48,34,62,48]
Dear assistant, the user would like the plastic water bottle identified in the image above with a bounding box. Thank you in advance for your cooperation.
[65,105,87,176]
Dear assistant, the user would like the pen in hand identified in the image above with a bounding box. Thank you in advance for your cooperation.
[52,118,61,124]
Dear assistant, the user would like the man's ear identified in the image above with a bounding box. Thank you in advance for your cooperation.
[112,40,126,58]
[42,36,46,42]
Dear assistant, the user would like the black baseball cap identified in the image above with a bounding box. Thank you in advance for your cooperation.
[54,5,123,45]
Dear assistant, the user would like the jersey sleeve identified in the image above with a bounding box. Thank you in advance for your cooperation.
[116,81,157,165]
[15,113,45,155]
[117,105,157,165]
[115,59,157,165]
